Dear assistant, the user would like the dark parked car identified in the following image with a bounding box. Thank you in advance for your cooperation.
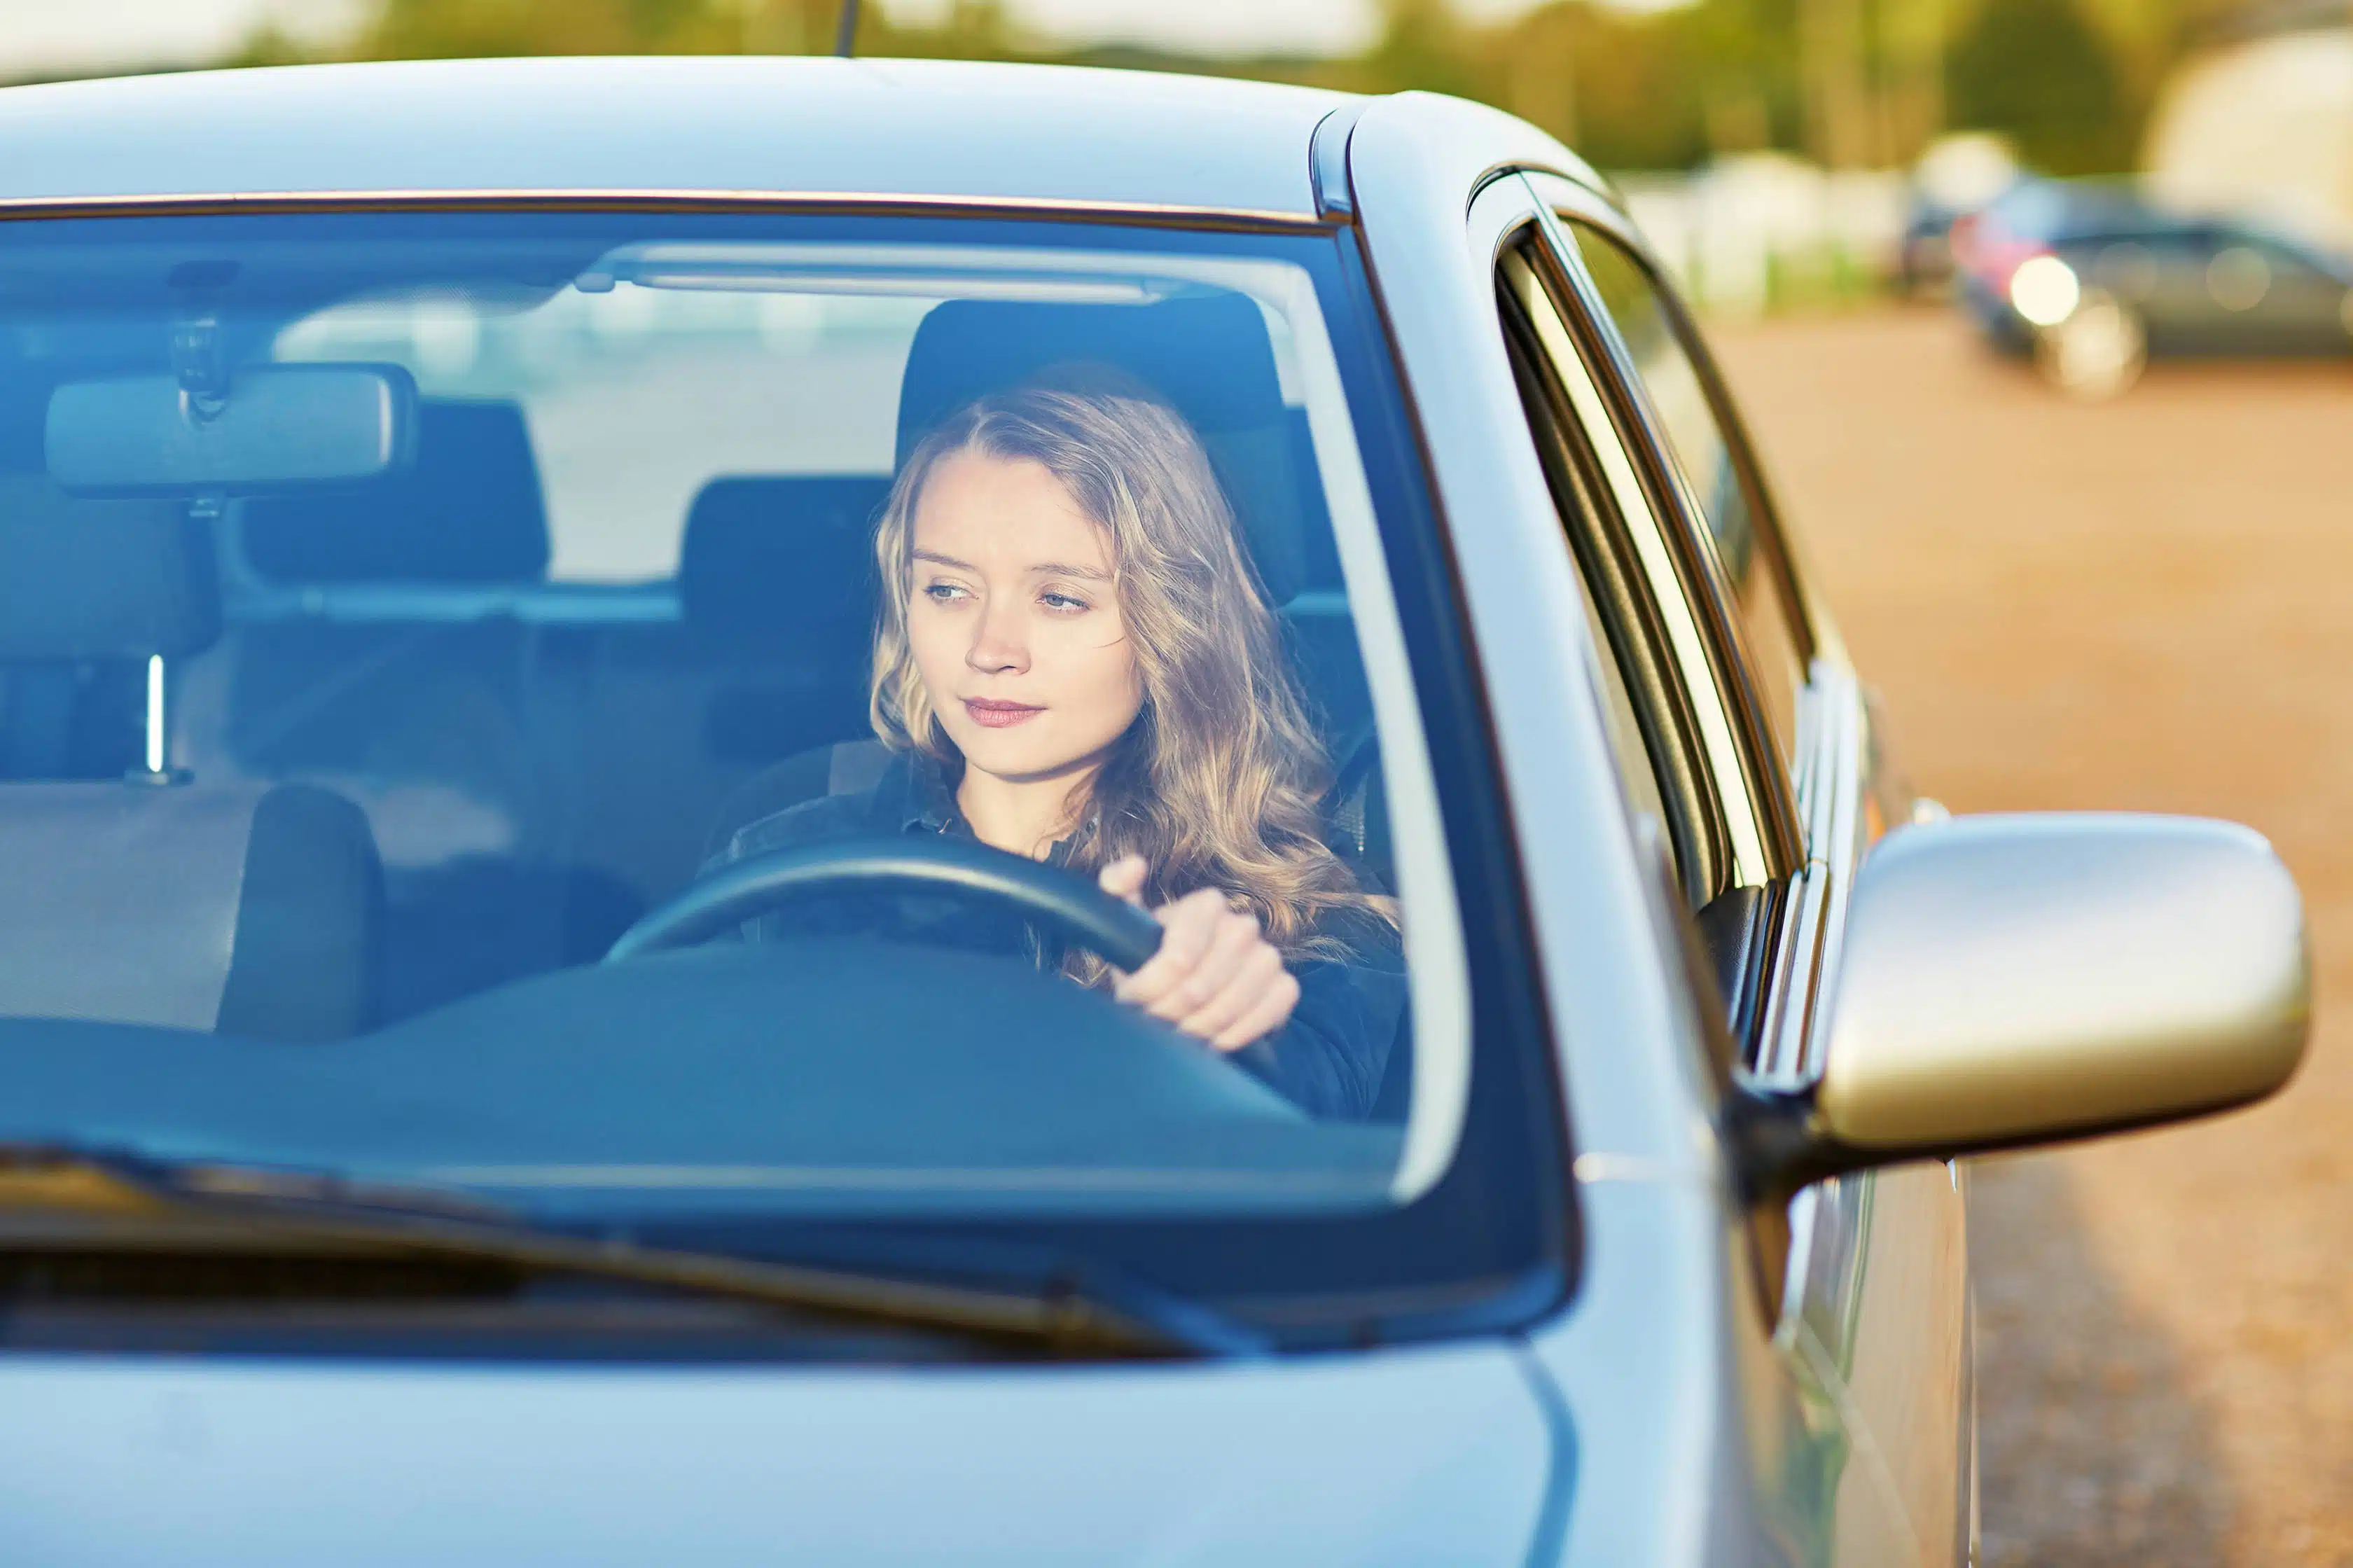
[1954,178,2353,395]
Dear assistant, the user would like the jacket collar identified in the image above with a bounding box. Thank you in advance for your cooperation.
[887,750,1086,868]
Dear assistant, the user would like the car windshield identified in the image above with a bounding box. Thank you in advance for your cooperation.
[0,209,1556,1326]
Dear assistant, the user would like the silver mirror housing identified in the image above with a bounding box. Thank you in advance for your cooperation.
[1817,812,2307,1156]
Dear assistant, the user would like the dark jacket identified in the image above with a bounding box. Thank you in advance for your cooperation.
[702,750,1408,1121]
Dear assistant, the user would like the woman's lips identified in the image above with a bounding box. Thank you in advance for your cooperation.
[963,698,1044,729]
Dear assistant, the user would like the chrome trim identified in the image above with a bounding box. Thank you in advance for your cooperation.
[1520,190,1777,891]
[1495,240,1731,897]
[1756,863,1830,1083]
[0,188,1340,234]
[1525,186,1804,879]
[1754,663,1864,1081]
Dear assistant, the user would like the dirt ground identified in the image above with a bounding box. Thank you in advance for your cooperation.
[1708,310,2353,1567]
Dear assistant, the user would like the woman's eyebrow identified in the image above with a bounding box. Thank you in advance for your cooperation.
[912,548,1106,581]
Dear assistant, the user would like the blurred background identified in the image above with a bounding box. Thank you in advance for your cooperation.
[16,0,2353,331]
[11,1,2353,1564]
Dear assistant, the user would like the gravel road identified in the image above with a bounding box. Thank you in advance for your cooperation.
[1709,310,2353,1567]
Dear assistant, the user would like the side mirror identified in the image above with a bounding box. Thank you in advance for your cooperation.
[1732,814,2307,1201]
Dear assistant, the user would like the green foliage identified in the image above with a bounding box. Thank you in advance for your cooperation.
[1946,0,2136,173]
[202,0,2183,176]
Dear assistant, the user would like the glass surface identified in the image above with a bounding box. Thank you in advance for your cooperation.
[1568,222,1809,766]
[0,211,1550,1331]
[1494,247,1681,887]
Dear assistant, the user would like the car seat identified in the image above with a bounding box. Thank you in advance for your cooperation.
[0,476,380,1041]
[700,293,1391,869]
[172,398,553,1019]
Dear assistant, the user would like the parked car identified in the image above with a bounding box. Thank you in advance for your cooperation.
[1954,176,2353,395]
[1894,132,2018,297]
[0,57,2310,1567]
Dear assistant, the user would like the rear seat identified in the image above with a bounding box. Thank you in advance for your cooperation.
[174,399,560,1021]
[0,476,380,1040]
[557,474,889,908]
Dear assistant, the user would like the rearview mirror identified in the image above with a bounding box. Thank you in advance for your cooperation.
[46,363,417,497]
[1733,814,2307,1200]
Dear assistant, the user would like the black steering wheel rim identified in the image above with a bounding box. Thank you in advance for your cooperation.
[604,835,1166,971]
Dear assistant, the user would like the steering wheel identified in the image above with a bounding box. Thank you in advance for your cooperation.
[604,835,1166,971]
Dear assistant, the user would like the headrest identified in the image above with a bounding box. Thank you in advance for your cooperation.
[0,781,379,1041]
[896,297,1307,604]
[239,398,550,584]
[0,476,218,660]
[681,475,889,651]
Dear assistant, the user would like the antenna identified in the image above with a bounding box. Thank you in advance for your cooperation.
[835,0,859,57]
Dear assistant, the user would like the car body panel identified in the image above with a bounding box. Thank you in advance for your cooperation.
[1349,108,1924,1566]
[0,1344,1554,1566]
[0,57,1345,222]
[1773,662,1966,1567]
[1505,166,1966,1562]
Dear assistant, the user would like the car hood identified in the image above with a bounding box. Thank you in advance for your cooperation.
[0,1343,1564,1566]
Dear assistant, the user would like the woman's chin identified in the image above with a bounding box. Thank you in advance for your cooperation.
[952,733,1100,788]
[945,728,1049,780]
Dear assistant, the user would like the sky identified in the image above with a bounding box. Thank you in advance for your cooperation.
[0,0,1579,76]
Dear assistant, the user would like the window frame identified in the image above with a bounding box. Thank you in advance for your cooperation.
[1511,193,1803,891]
[1515,186,1870,1089]
[1492,232,1730,907]
[1515,183,1807,880]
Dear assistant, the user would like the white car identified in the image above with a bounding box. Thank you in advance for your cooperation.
[0,56,2307,1567]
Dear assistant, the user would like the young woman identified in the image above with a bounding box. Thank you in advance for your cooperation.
[709,382,1405,1121]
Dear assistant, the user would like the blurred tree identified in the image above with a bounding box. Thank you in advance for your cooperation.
[220,0,2180,176]
[1798,0,1870,165]
[1945,0,2133,172]
[1351,0,1487,101]
[350,0,711,57]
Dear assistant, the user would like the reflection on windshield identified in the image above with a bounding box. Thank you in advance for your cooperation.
[0,220,1466,1235]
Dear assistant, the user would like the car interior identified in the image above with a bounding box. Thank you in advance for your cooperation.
[0,282,1398,1097]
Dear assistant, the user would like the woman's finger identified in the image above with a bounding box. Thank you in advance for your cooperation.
[1177,937,1286,1040]
[1211,970,1302,1052]
[1146,904,1260,1025]
[1097,854,1148,908]
[1114,887,1222,1006]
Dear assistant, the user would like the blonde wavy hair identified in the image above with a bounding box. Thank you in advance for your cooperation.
[869,382,1394,980]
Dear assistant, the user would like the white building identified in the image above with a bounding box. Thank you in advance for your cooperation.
[2143,4,2353,249]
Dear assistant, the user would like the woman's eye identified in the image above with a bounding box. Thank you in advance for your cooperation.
[922,582,969,604]
[1040,590,1090,612]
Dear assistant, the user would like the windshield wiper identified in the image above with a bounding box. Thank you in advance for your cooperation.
[0,1142,1263,1359]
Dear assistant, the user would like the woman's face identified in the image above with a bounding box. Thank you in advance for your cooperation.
[906,450,1144,786]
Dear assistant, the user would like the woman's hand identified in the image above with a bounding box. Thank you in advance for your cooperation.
[1099,854,1301,1050]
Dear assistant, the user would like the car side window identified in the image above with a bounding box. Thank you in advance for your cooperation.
[1560,222,1812,769]
[1497,231,1790,1050]
[1494,235,1721,906]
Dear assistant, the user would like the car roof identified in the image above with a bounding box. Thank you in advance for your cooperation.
[0,57,1356,220]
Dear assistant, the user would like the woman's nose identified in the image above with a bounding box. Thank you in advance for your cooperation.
[966,599,1029,674]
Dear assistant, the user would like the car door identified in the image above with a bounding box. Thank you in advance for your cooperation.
[1473,172,1903,1567]
[2128,226,2233,354]
[1522,172,1972,1568]
[2241,235,2353,354]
